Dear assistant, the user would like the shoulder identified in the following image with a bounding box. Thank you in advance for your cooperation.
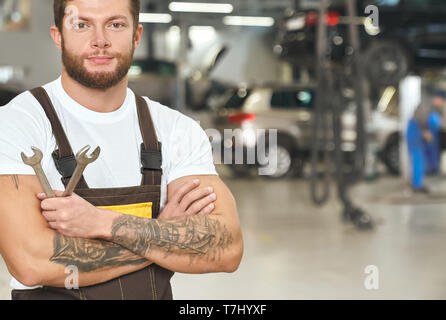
[0,85,55,150]
[0,89,53,174]
[0,90,48,128]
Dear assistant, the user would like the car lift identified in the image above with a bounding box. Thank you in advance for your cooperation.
[309,0,373,230]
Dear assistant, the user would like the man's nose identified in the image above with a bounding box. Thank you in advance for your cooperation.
[90,28,111,49]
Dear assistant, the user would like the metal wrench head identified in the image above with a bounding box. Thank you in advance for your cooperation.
[21,147,43,166]
[76,145,101,165]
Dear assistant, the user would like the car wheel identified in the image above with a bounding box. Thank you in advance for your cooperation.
[228,163,253,178]
[382,133,400,175]
[259,143,296,179]
[364,40,411,87]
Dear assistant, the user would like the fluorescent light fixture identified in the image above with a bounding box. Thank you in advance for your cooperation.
[223,16,275,27]
[169,2,233,13]
[139,13,172,24]
[189,26,216,42]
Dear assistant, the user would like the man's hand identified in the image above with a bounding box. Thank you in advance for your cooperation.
[158,179,216,220]
[38,191,102,239]
[423,130,433,142]
[39,179,217,238]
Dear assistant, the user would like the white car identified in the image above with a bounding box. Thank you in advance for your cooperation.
[210,83,401,178]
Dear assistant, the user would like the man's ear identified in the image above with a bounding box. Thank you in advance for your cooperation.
[50,26,63,51]
[133,24,144,49]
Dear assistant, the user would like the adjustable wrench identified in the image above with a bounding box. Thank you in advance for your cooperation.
[21,147,56,198]
[63,145,101,197]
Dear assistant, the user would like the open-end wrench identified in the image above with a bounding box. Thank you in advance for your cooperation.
[63,145,101,197]
[21,147,56,198]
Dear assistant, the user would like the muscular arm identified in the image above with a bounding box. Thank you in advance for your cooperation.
[0,175,150,288]
[100,175,243,274]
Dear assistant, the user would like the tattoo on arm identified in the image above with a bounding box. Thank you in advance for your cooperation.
[50,234,147,272]
[110,215,233,264]
[0,175,19,189]
[10,175,19,190]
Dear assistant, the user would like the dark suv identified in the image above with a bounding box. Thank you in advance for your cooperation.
[0,85,20,106]
[275,0,446,86]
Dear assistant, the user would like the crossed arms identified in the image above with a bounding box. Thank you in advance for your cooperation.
[0,174,243,288]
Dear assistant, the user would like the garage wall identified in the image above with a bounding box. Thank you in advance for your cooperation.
[211,29,281,85]
[0,0,60,89]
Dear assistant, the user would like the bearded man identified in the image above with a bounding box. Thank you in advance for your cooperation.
[0,0,243,300]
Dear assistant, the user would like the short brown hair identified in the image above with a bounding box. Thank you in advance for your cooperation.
[53,0,141,32]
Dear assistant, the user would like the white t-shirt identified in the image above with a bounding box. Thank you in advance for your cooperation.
[0,77,217,290]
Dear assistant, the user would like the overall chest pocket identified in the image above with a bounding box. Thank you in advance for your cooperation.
[76,185,161,219]
[98,202,153,219]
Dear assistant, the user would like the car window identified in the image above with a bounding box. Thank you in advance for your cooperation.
[271,90,314,110]
[0,89,19,106]
[223,88,250,110]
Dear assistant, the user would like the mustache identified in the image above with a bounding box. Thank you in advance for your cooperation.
[84,51,121,59]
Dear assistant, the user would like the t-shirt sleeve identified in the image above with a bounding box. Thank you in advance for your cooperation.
[166,114,218,184]
[0,98,48,175]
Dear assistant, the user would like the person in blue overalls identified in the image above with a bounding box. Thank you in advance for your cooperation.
[407,91,445,193]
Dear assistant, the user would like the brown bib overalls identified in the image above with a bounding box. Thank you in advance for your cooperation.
[11,87,174,300]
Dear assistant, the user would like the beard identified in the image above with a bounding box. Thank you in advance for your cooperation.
[61,39,134,90]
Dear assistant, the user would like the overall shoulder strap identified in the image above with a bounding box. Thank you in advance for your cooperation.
[135,95,162,188]
[29,87,88,188]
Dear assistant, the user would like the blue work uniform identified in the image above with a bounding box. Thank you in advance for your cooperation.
[406,110,442,189]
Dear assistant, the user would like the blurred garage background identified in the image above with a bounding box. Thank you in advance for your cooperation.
[1,0,446,299]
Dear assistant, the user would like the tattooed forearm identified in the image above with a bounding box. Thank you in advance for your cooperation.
[110,215,233,264]
[50,234,147,272]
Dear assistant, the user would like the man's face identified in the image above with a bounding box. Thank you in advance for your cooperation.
[432,96,445,110]
[59,0,139,90]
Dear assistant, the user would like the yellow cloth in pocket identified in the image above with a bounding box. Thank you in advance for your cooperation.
[98,202,152,219]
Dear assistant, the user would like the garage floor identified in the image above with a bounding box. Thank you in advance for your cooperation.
[1,167,446,300]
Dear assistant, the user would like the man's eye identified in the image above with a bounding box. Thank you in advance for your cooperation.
[111,23,124,28]
[74,22,87,29]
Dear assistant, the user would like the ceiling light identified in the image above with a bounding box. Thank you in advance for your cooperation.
[169,2,233,13]
[223,16,275,27]
[189,26,216,42]
[139,13,172,24]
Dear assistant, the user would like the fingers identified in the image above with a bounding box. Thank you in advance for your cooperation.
[40,197,67,211]
[36,193,47,200]
[37,191,71,211]
[197,203,215,216]
[37,190,66,211]
[48,221,59,231]
[40,198,58,211]
[171,179,200,204]
[185,192,217,216]
[37,190,64,200]
[180,186,214,211]
[42,211,58,222]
